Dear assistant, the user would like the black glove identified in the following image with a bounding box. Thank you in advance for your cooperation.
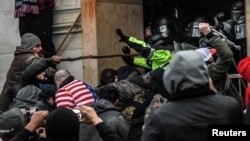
[140,48,151,58]
[214,22,224,30]
[116,28,130,44]
[130,44,143,53]
[121,46,132,65]
[130,44,151,58]
[122,46,131,54]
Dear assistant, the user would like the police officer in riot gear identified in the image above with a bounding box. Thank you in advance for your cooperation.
[116,15,176,70]
[214,0,246,61]
[151,15,176,39]
[185,16,210,47]
[231,0,246,41]
[116,14,197,71]
[188,17,209,38]
[231,0,245,23]
[147,15,178,51]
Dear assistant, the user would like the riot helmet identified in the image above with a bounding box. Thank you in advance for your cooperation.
[231,0,245,21]
[147,33,175,51]
[188,16,208,38]
[152,15,176,38]
[147,34,165,48]
[235,15,246,39]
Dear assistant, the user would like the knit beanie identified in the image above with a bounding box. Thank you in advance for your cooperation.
[195,48,212,62]
[116,65,135,81]
[45,108,80,141]
[21,33,41,49]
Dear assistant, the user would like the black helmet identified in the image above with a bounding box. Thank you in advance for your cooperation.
[147,34,165,48]
[152,15,176,38]
[231,0,245,21]
[187,16,208,38]
[232,0,245,13]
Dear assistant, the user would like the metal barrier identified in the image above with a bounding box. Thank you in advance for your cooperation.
[228,73,246,97]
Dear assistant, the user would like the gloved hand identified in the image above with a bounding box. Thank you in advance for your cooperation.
[214,21,224,30]
[130,44,143,53]
[130,44,151,58]
[140,48,151,58]
[122,46,130,54]
[214,15,224,30]
[121,46,132,66]
[116,28,130,44]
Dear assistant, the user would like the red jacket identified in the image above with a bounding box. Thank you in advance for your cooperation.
[237,56,250,107]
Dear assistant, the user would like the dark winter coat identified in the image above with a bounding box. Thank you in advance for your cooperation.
[0,46,35,112]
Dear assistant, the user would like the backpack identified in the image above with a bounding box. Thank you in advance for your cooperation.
[144,94,167,123]
[146,94,167,112]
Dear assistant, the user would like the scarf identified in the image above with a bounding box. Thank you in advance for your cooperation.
[14,0,39,18]
[59,76,75,89]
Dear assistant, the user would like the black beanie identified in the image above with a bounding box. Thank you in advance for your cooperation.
[45,108,80,141]
[21,33,41,49]
[38,89,55,101]
[116,65,135,81]
[151,68,170,99]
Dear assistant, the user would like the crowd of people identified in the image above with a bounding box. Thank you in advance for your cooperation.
[0,0,249,141]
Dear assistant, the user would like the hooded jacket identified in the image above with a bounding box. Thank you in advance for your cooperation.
[141,50,243,141]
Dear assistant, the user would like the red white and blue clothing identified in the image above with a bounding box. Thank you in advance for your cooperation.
[15,0,56,58]
[15,0,55,18]
[55,79,98,109]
